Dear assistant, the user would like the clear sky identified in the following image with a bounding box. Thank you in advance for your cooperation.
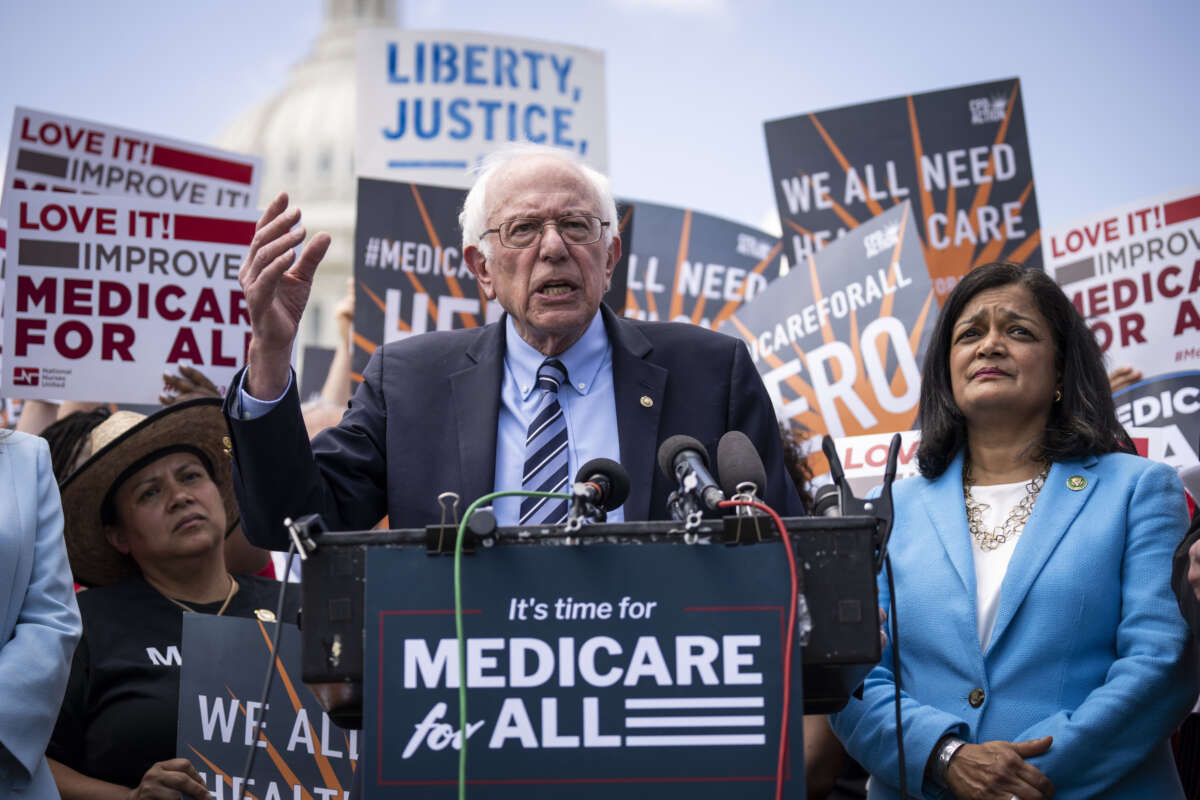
[1,0,1197,235]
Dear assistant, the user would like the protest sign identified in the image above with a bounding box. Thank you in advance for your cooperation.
[2,191,257,403]
[178,615,357,800]
[352,177,631,380]
[722,202,936,455]
[829,425,1184,496]
[1114,375,1200,471]
[1047,188,1200,378]
[3,107,262,214]
[357,30,608,188]
[352,178,494,379]
[621,200,784,330]
[765,77,1041,302]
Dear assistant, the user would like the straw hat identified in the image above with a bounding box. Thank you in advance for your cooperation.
[60,398,239,587]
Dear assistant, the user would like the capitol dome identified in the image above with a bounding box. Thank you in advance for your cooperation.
[214,0,398,356]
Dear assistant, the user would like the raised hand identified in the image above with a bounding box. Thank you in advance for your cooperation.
[945,736,1055,799]
[238,191,331,400]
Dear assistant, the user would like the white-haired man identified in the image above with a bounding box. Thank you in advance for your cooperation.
[224,146,802,544]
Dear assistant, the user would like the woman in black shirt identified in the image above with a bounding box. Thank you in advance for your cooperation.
[48,399,295,800]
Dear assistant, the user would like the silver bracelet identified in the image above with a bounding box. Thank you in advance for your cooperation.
[932,736,966,787]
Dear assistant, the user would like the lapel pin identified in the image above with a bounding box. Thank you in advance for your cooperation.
[640,395,654,408]
[221,435,233,457]
[1066,475,1087,491]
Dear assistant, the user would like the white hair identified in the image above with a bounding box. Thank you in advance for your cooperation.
[458,144,618,257]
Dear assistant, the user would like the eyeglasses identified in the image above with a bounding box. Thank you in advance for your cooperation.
[482,215,609,249]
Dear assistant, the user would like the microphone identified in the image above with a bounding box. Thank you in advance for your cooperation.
[658,435,724,525]
[716,430,768,499]
[811,483,840,516]
[573,458,631,512]
[564,458,630,532]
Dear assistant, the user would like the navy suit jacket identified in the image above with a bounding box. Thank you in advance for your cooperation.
[225,306,802,547]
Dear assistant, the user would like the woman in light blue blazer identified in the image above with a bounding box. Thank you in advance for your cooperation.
[0,429,82,798]
[831,263,1194,799]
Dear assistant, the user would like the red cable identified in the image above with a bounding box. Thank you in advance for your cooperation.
[718,499,796,800]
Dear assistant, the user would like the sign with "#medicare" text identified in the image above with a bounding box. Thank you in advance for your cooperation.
[357,30,608,188]
[1047,188,1200,378]
[352,177,496,380]
[365,544,805,798]
[3,107,261,214]
[178,615,357,800]
[723,201,936,448]
[622,200,784,330]
[2,192,257,402]
[765,78,1041,302]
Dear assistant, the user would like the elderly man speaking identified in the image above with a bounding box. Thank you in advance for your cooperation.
[224,146,802,544]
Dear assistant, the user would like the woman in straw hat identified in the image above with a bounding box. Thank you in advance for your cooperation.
[0,427,81,798]
[46,399,296,800]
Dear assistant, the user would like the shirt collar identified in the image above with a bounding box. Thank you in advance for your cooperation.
[505,311,610,400]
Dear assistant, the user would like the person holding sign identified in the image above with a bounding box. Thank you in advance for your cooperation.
[224,145,801,545]
[46,400,296,800]
[0,429,81,799]
[830,263,1193,799]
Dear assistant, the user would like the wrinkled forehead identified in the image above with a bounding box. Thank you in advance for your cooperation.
[955,283,1044,326]
[485,156,600,221]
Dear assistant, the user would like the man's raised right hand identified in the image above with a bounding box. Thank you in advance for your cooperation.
[239,191,331,400]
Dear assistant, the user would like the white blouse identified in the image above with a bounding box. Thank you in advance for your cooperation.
[968,480,1032,650]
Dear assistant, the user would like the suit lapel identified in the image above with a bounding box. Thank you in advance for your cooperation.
[449,322,505,509]
[987,456,1097,650]
[921,449,977,602]
[604,307,667,522]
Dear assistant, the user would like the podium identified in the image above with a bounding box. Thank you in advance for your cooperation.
[300,516,881,798]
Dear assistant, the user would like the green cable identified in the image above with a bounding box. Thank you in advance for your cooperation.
[453,489,572,800]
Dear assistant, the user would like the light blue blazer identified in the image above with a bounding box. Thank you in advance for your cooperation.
[0,432,81,799]
[831,450,1195,799]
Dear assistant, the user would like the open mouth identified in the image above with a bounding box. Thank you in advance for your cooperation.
[537,280,577,297]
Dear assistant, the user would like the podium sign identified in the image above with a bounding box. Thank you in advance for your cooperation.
[364,542,805,798]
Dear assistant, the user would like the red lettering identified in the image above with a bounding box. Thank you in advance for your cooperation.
[1189,259,1200,294]
[18,117,36,142]
[16,275,56,313]
[101,324,135,361]
[155,285,186,321]
[1102,217,1119,242]
[98,281,131,317]
[1090,320,1112,351]
[62,279,92,315]
[1157,265,1182,298]
[1086,284,1110,315]
[40,204,66,231]
[1176,300,1200,336]
[166,327,203,364]
[230,291,249,326]
[1117,313,1145,346]
[54,320,92,359]
[842,447,863,470]
[190,288,224,323]
[210,329,237,367]
[17,201,38,230]
[1065,230,1082,253]
[14,318,47,356]
[1113,279,1138,311]
[865,445,888,468]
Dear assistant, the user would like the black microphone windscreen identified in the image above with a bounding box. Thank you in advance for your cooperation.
[657,434,708,480]
[576,457,631,511]
[716,430,767,498]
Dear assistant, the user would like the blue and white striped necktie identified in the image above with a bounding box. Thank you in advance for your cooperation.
[519,358,570,525]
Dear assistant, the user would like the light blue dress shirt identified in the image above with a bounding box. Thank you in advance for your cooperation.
[236,310,623,526]
[492,311,622,525]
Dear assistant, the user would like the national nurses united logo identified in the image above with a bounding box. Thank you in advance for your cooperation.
[12,366,38,386]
